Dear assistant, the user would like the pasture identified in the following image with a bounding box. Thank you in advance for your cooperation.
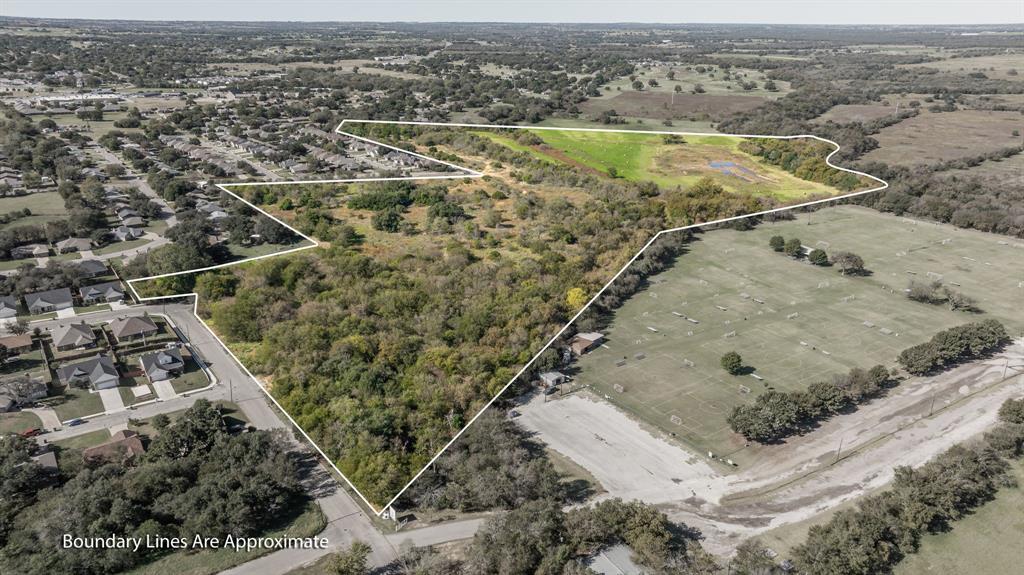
[480,128,844,199]
[574,205,1024,464]
[894,461,1024,575]
[0,191,66,231]
[861,110,1023,166]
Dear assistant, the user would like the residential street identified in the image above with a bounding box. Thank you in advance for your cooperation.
[30,300,406,571]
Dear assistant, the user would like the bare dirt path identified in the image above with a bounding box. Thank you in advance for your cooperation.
[517,340,1024,556]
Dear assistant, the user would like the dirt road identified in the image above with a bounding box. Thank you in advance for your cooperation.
[518,340,1024,556]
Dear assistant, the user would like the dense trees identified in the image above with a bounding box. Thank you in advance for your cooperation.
[897,319,1008,375]
[728,365,890,442]
[791,398,1024,574]
[0,401,307,575]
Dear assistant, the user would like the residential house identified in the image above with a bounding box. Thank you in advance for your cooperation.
[56,354,119,390]
[121,216,146,228]
[82,429,145,465]
[139,348,184,382]
[31,448,59,472]
[116,207,139,220]
[24,287,73,314]
[111,225,145,242]
[109,315,158,343]
[10,244,49,259]
[569,332,605,356]
[79,281,125,304]
[55,237,92,254]
[0,376,48,404]
[0,333,33,355]
[50,322,97,351]
[75,259,108,278]
[0,296,17,319]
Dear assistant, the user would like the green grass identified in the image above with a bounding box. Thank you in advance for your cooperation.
[53,428,111,450]
[0,410,43,434]
[93,237,152,255]
[169,359,211,394]
[575,205,1024,465]
[480,128,840,199]
[74,303,112,314]
[0,191,67,232]
[49,386,105,422]
[50,251,82,262]
[895,460,1024,575]
[123,501,326,575]
[0,259,27,271]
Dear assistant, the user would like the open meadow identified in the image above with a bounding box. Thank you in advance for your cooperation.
[575,205,1024,464]
[860,109,1023,166]
[476,128,846,199]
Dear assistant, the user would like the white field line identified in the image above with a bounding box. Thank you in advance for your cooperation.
[123,120,888,515]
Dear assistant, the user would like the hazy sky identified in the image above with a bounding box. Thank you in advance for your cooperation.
[2,1,1022,25]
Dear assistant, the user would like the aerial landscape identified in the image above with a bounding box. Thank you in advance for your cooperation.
[0,2,1022,575]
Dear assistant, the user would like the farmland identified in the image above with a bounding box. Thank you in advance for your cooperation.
[476,128,849,199]
[861,109,1024,166]
[574,205,1024,465]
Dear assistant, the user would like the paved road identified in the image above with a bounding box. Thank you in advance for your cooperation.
[385,518,486,548]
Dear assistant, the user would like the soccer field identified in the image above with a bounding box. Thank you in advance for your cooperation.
[575,205,1024,462]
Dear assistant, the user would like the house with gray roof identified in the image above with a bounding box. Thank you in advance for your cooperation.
[112,225,145,242]
[56,354,119,390]
[79,281,125,304]
[56,237,92,254]
[0,295,17,319]
[10,244,49,259]
[139,348,184,382]
[50,322,97,351]
[75,259,108,278]
[24,287,73,314]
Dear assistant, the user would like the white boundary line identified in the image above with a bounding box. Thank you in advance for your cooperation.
[122,120,887,515]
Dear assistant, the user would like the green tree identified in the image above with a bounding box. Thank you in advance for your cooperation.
[783,238,803,257]
[769,235,785,252]
[721,351,744,375]
[808,248,828,266]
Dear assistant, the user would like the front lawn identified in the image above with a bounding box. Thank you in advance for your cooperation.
[169,359,211,394]
[49,386,105,421]
[0,410,43,435]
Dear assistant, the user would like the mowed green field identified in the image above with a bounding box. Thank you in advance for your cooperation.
[477,129,843,200]
[0,191,66,231]
[894,460,1024,575]
[575,205,1024,463]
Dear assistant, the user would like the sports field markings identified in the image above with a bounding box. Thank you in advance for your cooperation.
[124,120,888,515]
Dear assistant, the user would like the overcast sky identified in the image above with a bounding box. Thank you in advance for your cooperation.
[2,1,1021,25]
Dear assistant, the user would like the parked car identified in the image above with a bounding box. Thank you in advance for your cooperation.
[66,418,86,427]
[20,428,42,438]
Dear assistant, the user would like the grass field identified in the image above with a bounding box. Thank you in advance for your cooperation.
[0,410,43,434]
[902,52,1024,80]
[0,191,66,232]
[478,129,844,199]
[894,460,1024,575]
[812,103,902,124]
[575,205,1024,464]
[861,110,1023,166]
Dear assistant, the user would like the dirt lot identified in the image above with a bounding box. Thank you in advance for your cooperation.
[580,91,767,122]
[517,340,1024,557]
[861,109,1023,166]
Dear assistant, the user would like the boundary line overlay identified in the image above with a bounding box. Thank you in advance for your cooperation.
[123,120,889,515]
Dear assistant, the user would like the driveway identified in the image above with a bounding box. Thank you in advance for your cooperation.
[24,407,62,431]
[152,379,177,401]
[98,388,126,413]
[56,308,77,319]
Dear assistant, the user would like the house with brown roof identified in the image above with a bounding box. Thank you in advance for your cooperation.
[0,333,33,355]
[82,429,145,465]
[50,322,97,351]
[570,332,605,356]
[109,315,159,343]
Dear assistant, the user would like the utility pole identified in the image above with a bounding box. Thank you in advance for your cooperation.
[834,436,844,464]
[229,379,233,403]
